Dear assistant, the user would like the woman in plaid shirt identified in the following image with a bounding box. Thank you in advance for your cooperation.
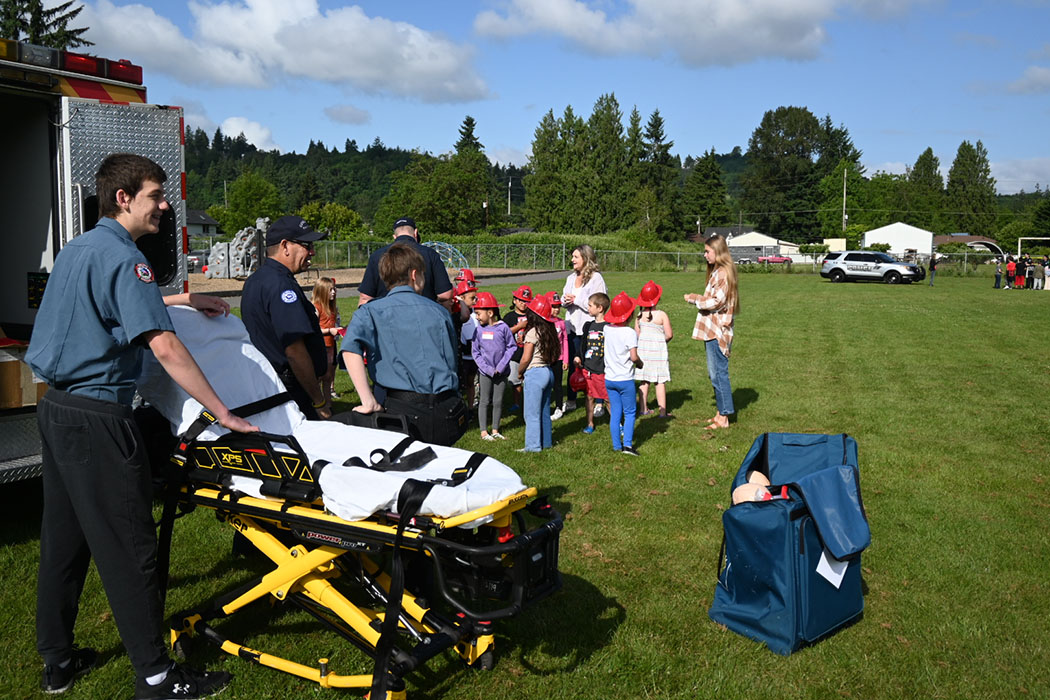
[684,234,739,430]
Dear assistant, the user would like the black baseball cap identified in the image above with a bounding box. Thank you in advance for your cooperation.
[393,217,417,231]
[265,215,326,247]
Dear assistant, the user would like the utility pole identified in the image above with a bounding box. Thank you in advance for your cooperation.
[841,167,847,232]
[507,177,512,217]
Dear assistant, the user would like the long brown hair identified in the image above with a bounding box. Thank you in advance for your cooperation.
[311,277,338,317]
[704,234,740,314]
[572,244,601,284]
[525,309,560,365]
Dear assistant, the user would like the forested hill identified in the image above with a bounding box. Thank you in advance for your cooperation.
[185,129,417,224]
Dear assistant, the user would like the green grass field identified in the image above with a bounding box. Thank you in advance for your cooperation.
[3,273,1048,699]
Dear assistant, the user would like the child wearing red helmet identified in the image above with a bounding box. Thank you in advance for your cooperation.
[453,280,479,409]
[603,292,643,456]
[502,285,533,411]
[471,292,516,441]
[519,294,559,452]
[634,280,673,418]
[546,292,570,420]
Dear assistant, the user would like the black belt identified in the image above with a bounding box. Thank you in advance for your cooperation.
[385,388,457,405]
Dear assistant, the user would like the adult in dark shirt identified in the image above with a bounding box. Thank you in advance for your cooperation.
[357,216,453,306]
[241,216,330,419]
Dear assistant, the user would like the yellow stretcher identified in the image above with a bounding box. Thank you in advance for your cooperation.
[160,428,563,699]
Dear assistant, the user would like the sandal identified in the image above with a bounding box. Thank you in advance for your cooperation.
[640,409,655,417]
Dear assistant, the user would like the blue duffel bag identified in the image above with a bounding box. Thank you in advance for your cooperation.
[708,433,870,655]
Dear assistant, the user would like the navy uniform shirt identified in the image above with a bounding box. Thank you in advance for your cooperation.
[26,218,175,405]
[343,285,458,394]
[358,235,453,301]
[241,257,326,377]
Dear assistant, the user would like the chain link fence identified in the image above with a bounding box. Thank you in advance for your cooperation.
[189,237,1024,278]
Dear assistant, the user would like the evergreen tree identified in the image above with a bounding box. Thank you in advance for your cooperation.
[583,93,628,235]
[638,109,681,239]
[555,105,587,235]
[907,147,945,232]
[524,110,563,233]
[681,149,732,234]
[2,0,92,49]
[946,140,997,236]
[1032,198,1050,237]
[454,115,483,153]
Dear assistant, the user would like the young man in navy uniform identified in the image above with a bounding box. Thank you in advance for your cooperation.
[26,153,258,699]
[240,215,330,420]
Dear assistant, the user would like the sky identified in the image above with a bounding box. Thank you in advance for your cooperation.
[68,0,1050,194]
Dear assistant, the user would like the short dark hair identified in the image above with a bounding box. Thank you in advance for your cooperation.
[379,242,424,289]
[589,292,610,312]
[96,153,167,218]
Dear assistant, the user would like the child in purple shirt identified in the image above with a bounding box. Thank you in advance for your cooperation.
[471,291,517,440]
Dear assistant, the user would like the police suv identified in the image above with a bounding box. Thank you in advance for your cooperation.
[820,251,926,284]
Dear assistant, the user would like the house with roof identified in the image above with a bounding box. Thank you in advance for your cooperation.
[860,222,934,257]
[186,209,220,238]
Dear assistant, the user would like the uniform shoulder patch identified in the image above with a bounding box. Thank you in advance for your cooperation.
[134,262,155,283]
[281,289,298,304]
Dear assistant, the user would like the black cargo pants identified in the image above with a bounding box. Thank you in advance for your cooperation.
[36,389,170,678]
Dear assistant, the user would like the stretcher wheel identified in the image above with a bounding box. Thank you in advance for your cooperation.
[172,634,192,662]
[472,649,495,672]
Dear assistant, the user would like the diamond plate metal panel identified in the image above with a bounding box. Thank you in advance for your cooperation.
[0,412,42,462]
[57,99,186,293]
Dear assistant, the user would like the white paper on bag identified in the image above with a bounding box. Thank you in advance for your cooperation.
[816,548,848,589]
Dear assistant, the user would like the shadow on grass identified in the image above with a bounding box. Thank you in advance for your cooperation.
[0,477,43,547]
[504,572,626,676]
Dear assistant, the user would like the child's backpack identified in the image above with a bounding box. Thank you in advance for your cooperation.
[708,432,870,655]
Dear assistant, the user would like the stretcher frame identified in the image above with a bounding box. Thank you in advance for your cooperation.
[166,476,562,697]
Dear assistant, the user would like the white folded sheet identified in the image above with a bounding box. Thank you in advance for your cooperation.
[137,306,525,522]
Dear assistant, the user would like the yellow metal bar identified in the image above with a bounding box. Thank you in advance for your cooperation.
[214,637,373,689]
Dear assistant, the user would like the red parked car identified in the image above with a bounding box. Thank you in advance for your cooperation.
[758,255,792,264]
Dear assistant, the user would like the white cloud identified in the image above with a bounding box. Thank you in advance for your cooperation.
[1007,65,1050,94]
[175,98,217,134]
[474,0,849,66]
[79,1,487,102]
[324,104,371,125]
[474,0,936,66]
[221,116,280,151]
[80,1,265,87]
[488,146,529,167]
[991,157,1050,194]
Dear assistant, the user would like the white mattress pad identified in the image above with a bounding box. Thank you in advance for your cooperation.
[137,307,525,523]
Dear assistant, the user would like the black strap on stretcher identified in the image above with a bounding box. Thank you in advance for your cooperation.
[156,392,293,606]
[369,449,487,696]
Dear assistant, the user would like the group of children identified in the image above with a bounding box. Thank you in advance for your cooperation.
[460,277,674,456]
[309,270,677,456]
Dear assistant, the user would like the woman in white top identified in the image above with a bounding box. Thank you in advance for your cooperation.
[561,244,607,410]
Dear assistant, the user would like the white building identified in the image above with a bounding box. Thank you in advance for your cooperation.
[860,222,934,257]
[726,231,800,257]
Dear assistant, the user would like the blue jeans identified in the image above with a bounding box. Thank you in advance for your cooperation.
[523,366,553,451]
[705,340,735,416]
[605,379,636,450]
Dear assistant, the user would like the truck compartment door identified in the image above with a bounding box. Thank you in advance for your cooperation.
[57,98,186,293]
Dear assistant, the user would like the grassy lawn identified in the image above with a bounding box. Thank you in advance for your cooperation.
[3,272,1048,699]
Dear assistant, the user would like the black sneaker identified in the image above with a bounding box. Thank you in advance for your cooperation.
[134,664,232,700]
[42,647,98,694]
[621,446,640,456]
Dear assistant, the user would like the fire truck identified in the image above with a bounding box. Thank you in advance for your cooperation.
[0,37,188,483]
